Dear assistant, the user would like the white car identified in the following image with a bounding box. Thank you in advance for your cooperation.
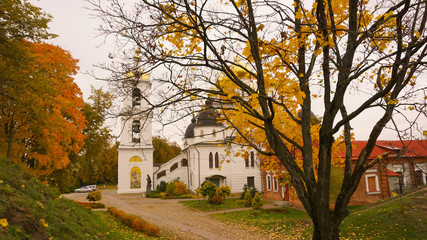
[74,185,98,193]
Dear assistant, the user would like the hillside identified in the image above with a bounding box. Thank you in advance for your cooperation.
[0,157,159,240]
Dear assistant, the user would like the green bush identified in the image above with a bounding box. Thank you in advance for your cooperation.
[252,192,263,209]
[200,181,217,199]
[156,181,167,192]
[216,185,231,199]
[87,191,102,202]
[244,188,252,207]
[165,182,175,195]
[240,184,259,199]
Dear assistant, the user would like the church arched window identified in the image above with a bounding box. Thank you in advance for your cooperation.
[209,152,213,168]
[132,88,141,107]
[132,120,140,142]
[250,152,255,167]
[215,152,219,168]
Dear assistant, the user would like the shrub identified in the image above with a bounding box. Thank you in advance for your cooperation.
[173,181,188,195]
[74,201,105,209]
[216,185,231,199]
[107,206,160,237]
[240,184,259,199]
[86,191,102,202]
[244,188,252,207]
[252,192,263,209]
[210,194,223,204]
[200,181,217,199]
[165,182,175,196]
[156,181,167,192]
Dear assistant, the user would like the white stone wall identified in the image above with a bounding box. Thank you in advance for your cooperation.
[155,143,262,193]
[117,147,154,194]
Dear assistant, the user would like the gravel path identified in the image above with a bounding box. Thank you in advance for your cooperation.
[64,189,279,240]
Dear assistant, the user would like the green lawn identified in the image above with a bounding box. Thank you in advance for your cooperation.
[211,189,427,239]
[180,198,270,211]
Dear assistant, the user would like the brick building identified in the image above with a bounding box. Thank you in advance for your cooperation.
[262,140,427,206]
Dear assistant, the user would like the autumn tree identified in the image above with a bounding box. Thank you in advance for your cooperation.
[152,135,182,164]
[76,88,118,185]
[0,41,86,176]
[91,0,427,239]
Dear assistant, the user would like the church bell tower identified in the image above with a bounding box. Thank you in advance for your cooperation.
[117,71,154,194]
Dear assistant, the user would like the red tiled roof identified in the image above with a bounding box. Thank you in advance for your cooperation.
[348,140,427,160]
[386,169,401,176]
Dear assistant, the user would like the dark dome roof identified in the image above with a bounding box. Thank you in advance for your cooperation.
[184,118,197,138]
[184,100,223,138]
[196,108,221,127]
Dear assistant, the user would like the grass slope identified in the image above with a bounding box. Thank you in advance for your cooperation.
[0,158,160,240]
[211,188,427,239]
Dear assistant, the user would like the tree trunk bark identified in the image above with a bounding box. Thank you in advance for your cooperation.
[6,115,15,159]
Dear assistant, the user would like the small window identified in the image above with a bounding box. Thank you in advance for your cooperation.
[209,152,213,168]
[212,130,216,137]
[245,154,249,168]
[181,159,188,167]
[365,174,380,194]
[215,152,219,168]
[247,176,255,188]
[157,170,166,179]
[415,170,424,186]
[132,88,141,107]
[200,129,204,137]
[266,175,272,191]
[250,152,255,167]
[170,163,179,172]
[273,177,278,192]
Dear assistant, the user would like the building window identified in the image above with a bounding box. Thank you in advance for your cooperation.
[200,129,204,137]
[132,88,141,107]
[250,152,255,167]
[132,120,140,142]
[212,129,216,137]
[209,152,213,168]
[181,159,188,167]
[170,163,179,172]
[245,154,249,168]
[266,175,272,191]
[365,174,380,194]
[247,176,255,188]
[157,170,166,179]
[415,170,425,186]
[273,177,278,192]
[215,152,219,168]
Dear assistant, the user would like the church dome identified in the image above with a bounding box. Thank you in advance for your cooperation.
[184,118,197,138]
[184,100,223,138]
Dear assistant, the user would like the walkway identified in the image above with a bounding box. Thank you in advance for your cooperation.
[64,189,282,240]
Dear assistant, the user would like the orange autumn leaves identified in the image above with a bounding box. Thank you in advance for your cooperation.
[0,42,86,176]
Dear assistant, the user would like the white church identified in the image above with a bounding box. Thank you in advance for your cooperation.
[117,75,262,194]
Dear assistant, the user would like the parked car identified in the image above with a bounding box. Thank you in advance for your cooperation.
[74,185,98,193]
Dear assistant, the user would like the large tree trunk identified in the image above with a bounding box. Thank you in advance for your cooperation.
[6,114,15,159]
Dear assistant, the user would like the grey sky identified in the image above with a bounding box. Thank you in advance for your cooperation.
[29,0,426,143]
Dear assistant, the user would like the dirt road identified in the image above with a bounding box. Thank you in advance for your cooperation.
[64,189,277,240]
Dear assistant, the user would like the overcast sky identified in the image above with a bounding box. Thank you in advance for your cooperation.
[29,0,426,143]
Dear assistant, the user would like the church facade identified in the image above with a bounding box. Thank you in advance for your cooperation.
[117,74,154,194]
[153,100,262,193]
